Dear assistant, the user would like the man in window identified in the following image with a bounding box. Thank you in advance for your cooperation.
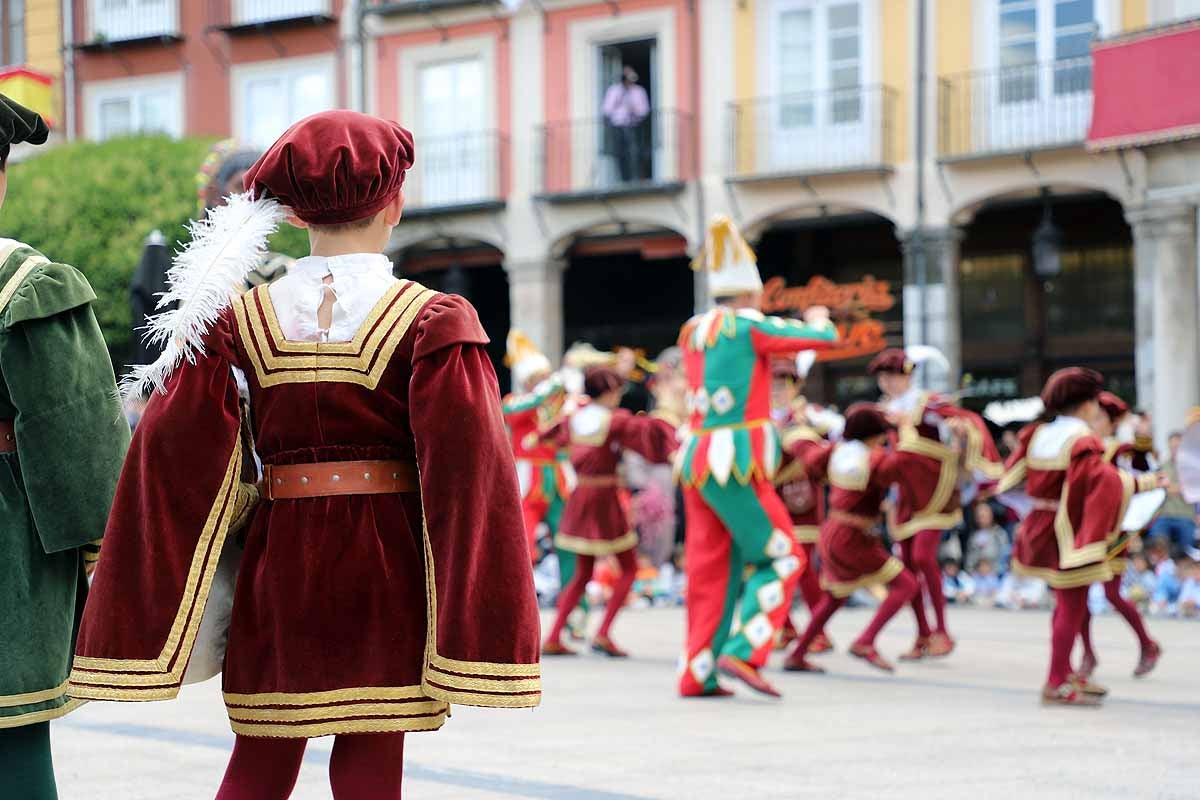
[602,65,650,183]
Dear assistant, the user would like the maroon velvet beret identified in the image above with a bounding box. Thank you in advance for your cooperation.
[584,367,624,398]
[867,348,913,376]
[1098,391,1130,422]
[243,110,415,225]
[1041,367,1104,414]
[842,403,892,442]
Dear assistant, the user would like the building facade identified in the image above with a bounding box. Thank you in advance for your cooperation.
[57,0,1200,442]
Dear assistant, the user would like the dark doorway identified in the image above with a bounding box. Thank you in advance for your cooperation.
[564,233,693,359]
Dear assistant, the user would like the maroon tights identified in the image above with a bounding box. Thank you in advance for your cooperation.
[793,569,920,653]
[899,530,945,637]
[1079,574,1155,661]
[215,732,406,800]
[1048,586,1089,688]
[546,548,639,644]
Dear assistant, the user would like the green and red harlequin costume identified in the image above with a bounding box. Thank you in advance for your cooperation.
[675,308,835,696]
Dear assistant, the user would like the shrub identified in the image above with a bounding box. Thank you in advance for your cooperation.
[1,135,308,367]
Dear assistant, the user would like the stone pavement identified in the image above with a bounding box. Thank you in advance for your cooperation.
[54,606,1199,799]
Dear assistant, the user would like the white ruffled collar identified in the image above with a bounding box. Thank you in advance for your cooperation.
[270,253,396,343]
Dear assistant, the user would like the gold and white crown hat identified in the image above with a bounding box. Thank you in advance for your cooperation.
[692,214,763,298]
[505,330,553,389]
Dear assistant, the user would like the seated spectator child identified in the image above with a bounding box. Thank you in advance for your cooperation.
[996,572,1049,609]
[942,559,975,605]
[966,502,1011,573]
[971,558,1002,605]
[1179,560,1200,619]
[1149,544,1182,615]
[1122,553,1157,606]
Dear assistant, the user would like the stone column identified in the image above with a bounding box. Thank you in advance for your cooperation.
[505,258,565,365]
[1127,203,1200,452]
[900,226,964,393]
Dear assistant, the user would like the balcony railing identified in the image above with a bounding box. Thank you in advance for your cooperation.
[405,130,508,212]
[939,57,1093,159]
[727,86,897,179]
[87,0,178,44]
[535,109,694,198]
[225,0,333,27]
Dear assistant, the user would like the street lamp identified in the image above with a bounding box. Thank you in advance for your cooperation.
[1032,190,1062,281]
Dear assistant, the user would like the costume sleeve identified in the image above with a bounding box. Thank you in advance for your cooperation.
[0,263,129,553]
[608,409,678,464]
[750,315,838,355]
[941,406,1004,481]
[1064,439,1135,558]
[871,448,906,488]
[409,294,541,708]
[70,312,251,700]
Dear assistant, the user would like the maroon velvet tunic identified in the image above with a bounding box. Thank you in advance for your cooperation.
[69,280,541,737]
[810,441,905,598]
[1009,416,1154,589]
[553,404,677,556]
[777,423,830,544]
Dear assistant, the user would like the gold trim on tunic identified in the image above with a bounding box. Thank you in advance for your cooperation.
[229,712,448,738]
[821,557,905,599]
[0,699,84,729]
[554,530,639,555]
[1011,558,1113,589]
[0,679,70,708]
[792,525,820,544]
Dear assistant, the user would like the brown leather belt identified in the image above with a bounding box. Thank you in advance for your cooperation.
[259,460,418,501]
[829,510,880,531]
[576,474,623,488]
[0,419,13,454]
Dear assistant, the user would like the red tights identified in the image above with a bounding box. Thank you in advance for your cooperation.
[1048,586,1089,689]
[899,531,946,637]
[793,570,920,653]
[1079,575,1155,662]
[546,548,639,644]
[215,732,406,800]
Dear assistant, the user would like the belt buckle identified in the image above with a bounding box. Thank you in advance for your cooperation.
[261,464,274,501]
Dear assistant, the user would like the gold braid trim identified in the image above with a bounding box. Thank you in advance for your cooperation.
[67,684,179,702]
[0,679,70,708]
[822,557,904,599]
[70,440,242,682]
[553,530,639,556]
[0,699,83,729]
[418,685,541,709]
[224,685,428,707]
[1011,558,1112,589]
[1054,469,1133,570]
[228,700,447,723]
[792,525,820,544]
[424,669,540,694]
[229,713,448,739]
[428,654,540,679]
[995,459,1027,495]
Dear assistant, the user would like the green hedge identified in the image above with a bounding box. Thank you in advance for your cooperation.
[1,135,308,367]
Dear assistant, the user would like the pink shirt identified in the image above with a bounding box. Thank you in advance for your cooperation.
[603,83,650,127]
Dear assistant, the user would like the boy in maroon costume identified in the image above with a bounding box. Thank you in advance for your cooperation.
[869,348,1002,660]
[69,111,541,798]
[783,404,923,674]
[541,366,679,657]
[1008,369,1160,706]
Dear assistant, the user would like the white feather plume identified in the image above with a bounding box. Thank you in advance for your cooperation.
[121,192,286,399]
[904,344,951,374]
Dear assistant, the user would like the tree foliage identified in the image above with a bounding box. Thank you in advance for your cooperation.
[1,135,308,366]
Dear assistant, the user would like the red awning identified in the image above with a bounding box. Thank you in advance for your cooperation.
[1087,20,1200,150]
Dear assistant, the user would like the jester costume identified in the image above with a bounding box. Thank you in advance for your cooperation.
[0,97,131,800]
[69,112,540,797]
[676,216,836,698]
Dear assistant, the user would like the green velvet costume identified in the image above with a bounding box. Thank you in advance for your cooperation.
[0,239,129,731]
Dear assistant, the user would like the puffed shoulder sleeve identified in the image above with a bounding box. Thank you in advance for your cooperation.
[412,292,490,360]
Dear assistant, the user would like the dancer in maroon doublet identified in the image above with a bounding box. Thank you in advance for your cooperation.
[782,404,923,674]
[870,349,1003,661]
[542,367,679,657]
[1009,369,1160,706]
[1075,392,1162,681]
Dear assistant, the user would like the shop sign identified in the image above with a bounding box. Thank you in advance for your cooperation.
[760,275,894,361]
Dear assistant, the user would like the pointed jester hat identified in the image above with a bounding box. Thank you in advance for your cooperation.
[692,215,763,299]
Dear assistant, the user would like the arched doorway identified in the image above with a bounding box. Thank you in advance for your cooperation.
[752,209,904,409]
[957,191,1134,408]
[394,237,512,392]
[561,223,694,359]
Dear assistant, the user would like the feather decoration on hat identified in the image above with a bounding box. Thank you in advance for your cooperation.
[982,397,1045,427]
[121,191,286,398]
[903,344,951,374]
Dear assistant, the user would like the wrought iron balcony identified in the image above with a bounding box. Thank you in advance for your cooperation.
[726,86,897,180]
[404,130,509,214]
[535,109,695,200]
[939,57,1093,160]
[84,0,179,45]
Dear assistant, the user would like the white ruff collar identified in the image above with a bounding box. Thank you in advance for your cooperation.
[269,253,396,342]
[1029,416,1089,461]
